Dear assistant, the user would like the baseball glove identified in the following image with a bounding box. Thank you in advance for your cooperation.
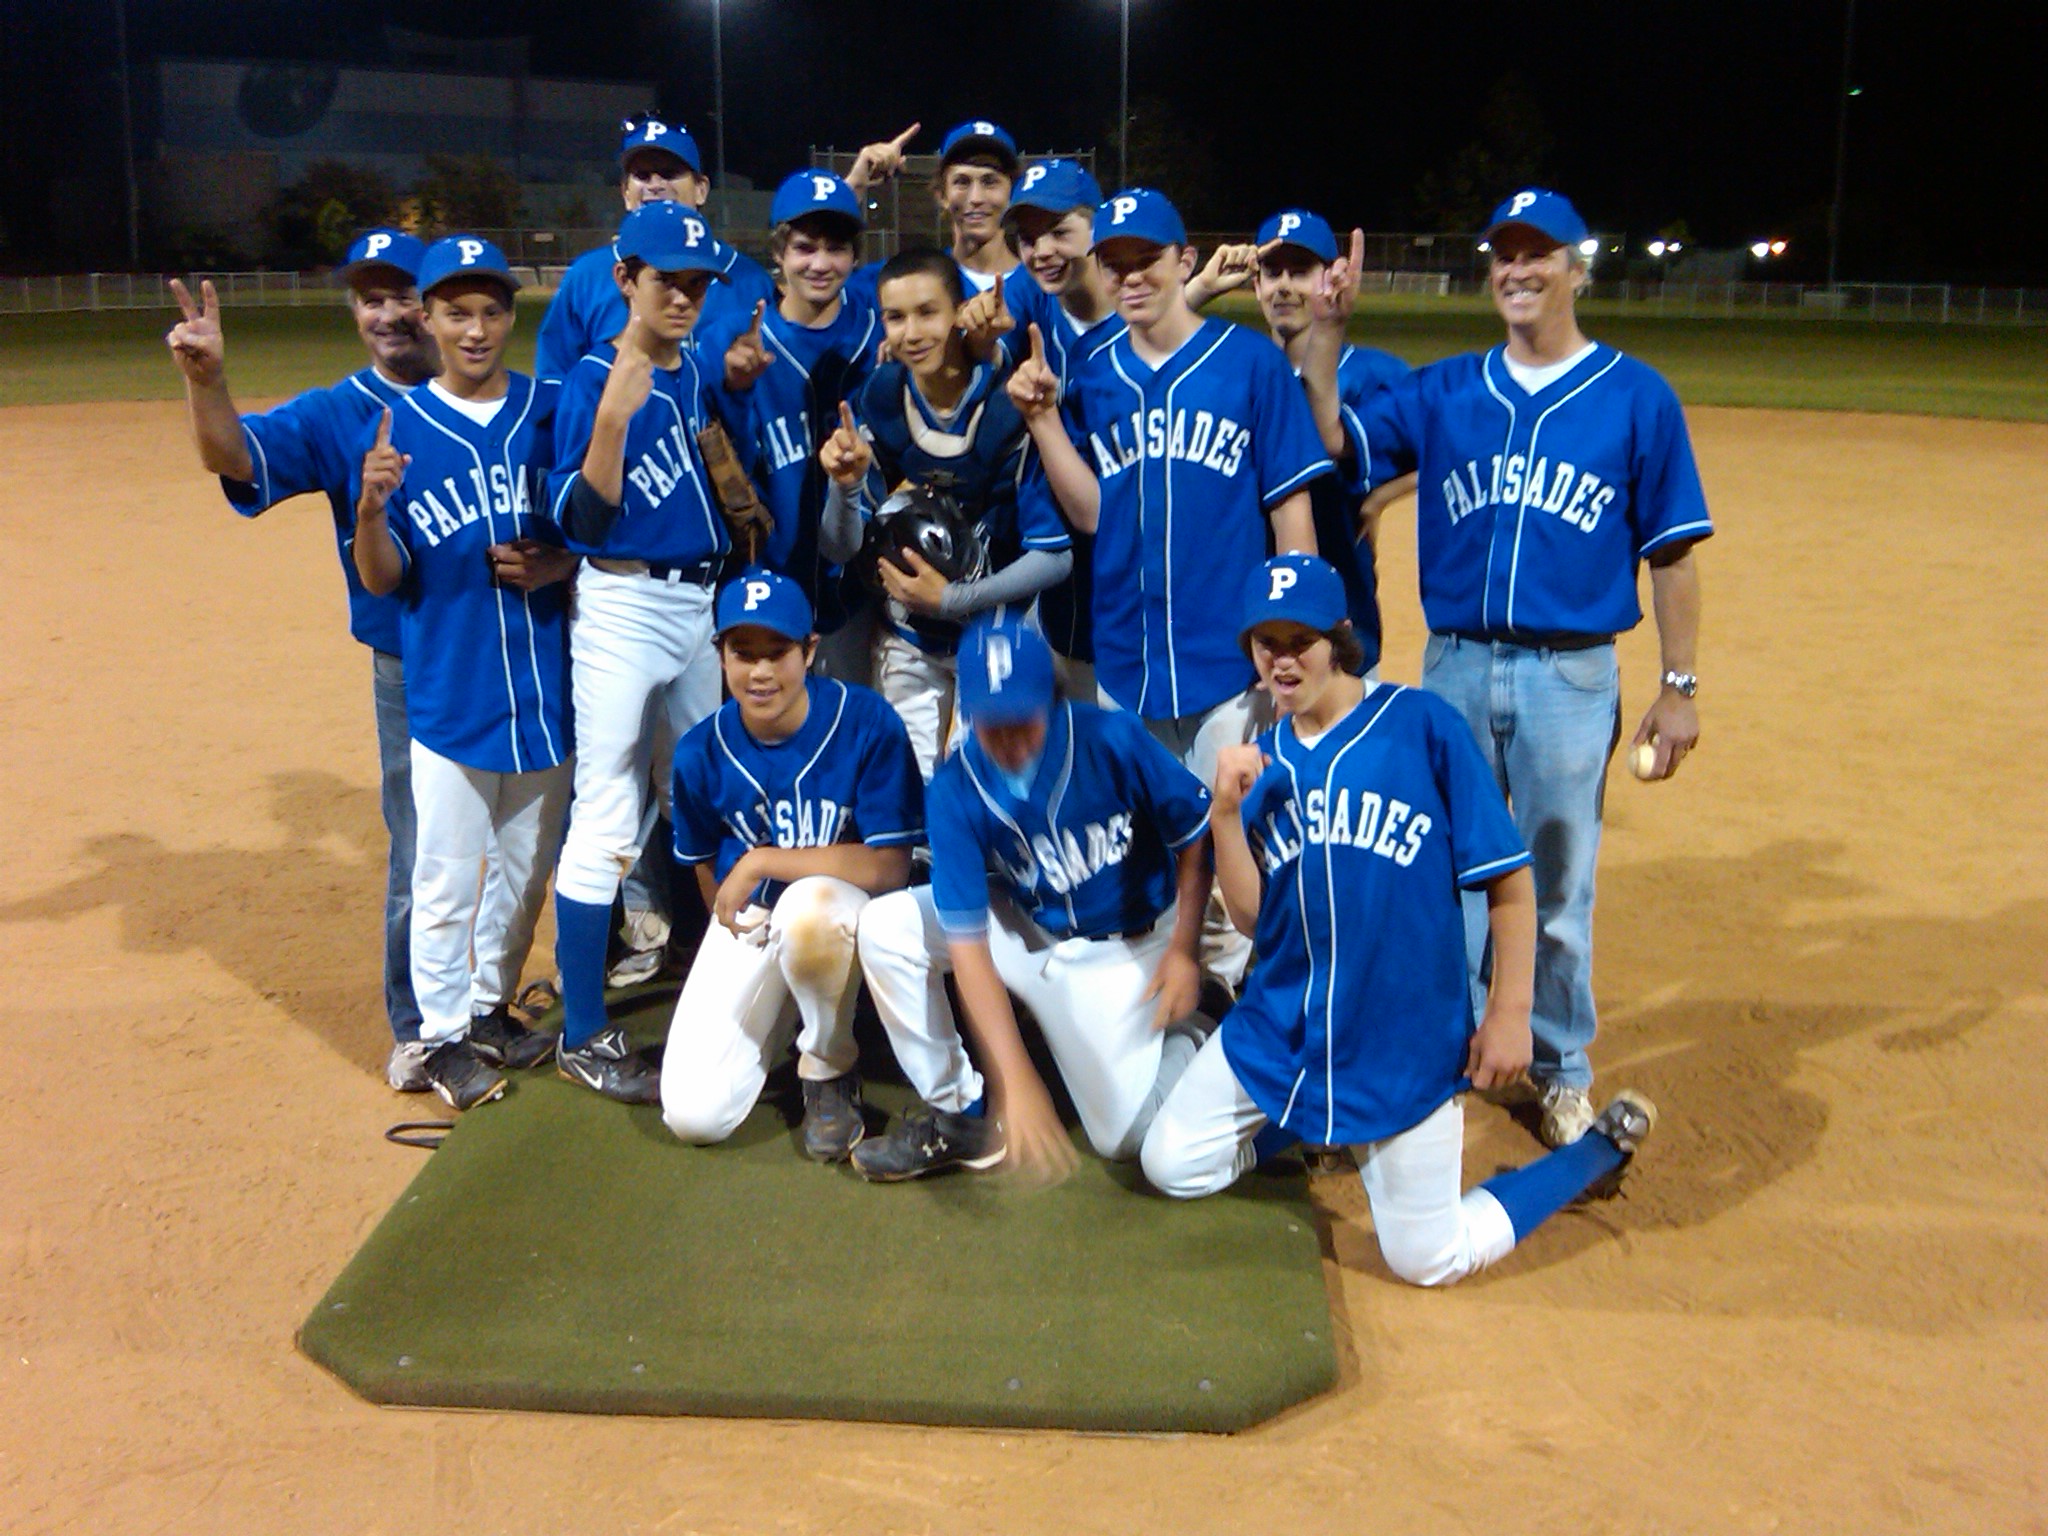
[696,419,775,563]
[853,482,988,593]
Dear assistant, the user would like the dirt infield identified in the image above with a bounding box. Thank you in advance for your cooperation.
[1,401,2042,1534]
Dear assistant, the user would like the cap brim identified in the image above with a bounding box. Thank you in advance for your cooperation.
[423,269,522,297]
[332,259,418,289]
[965,693,1052,726]
[629,251,729,280]
[940,137,1019,174]
[1482,218,1572,249]
[779,207,864,238]
[716,618,809,644]
[621,145,701,176]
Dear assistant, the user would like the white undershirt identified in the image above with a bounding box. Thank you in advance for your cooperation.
[959,266,999,295]
[428,379,508,426]
[1502,341,1597,395]
[1291,684,1376,750]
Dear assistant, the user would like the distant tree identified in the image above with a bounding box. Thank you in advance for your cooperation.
[412,154,523,235]
[1104,95,1227,229]
[1411,76,1554,232]
[264,160,400,267]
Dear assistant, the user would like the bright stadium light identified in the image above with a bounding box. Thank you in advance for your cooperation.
[1669,239,1682,253]
[1770,239,1788,255]
[1647,240,1666,257]
[1477,240,1492,253]
[1750,240,1771,259]
[1578,237,1599,257]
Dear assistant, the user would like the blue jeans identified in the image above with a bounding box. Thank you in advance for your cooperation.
[372,650,424,1043]
[1422,634,1620,1089]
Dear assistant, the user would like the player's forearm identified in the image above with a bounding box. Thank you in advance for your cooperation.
[744,843,911,896]
[579,413,632,505]
[1210,814,1262,938]
[1355,473,1416,554]
[1026,418,1101,533]
[949,939,1044,1096]
[1168,838,1210,960]
[1482,867,1536,1013]
[1299,326,1348,462]
[1647,546,1702,678]
[184,379,254,480]
[350,511,403,596]
[818,477,866,564]
[937,548,1072,619]
[1268,491,1316,556]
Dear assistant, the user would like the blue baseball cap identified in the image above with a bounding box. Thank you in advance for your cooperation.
[619,115,702,175]
[938,119,1020,176]
[1093,188,1186,250]
[769,169,864,233]
[1240,555,1348,646]
[615,202,728,277]
[1256,208,1338,264]
[1009,158,1105,219]
[1484,188,1588,249]
[716,568,814,642]
[415,235,521,299]
[957,614,1056,726]
[333,227,425,288]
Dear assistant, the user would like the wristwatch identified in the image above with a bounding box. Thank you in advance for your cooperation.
[1661,670,1699,698]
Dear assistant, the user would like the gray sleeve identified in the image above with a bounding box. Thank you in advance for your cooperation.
[562,474,625,548]
[818,478,867,564]
[937,547,1074,619]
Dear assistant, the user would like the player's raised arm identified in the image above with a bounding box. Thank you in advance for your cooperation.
[165,279,256,481]
[1185,239,1272,309]
[351,409,409,596]
[580,316,656,504]
[1300,229,1363,460]
[1208,743,1269,937]
[1007,324,1101,531]
[845,121,920,196]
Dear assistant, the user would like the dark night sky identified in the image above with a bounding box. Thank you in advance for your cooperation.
[0,0,2038,282]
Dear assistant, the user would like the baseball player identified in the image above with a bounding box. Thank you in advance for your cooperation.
[816,247,1072,780]
[348,236,570,1111]
[1352,188,1711,1146]
[544,200,756,1104]
[659,570,924,1159]
[1140,556,1658,1284]
[854,615,1212,1180]
[933,120,1021,295]
[1007,187,1332,983]
[163,230,565,1092]
[696,169,882,681]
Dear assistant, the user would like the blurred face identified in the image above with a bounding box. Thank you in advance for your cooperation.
[621,150,709,211]
[720,627,815,734]
[349,276,438,380]
[1489,225,1581,331]
[878,271,960,381]
[1095,239,1194,328]
[1012,207,1094,296]
[937,161,1012,242]
[1247,620,1338,715]
[974,716,1048,773]
[778,220,857,310]
[618,263,714,343]
[423,281,515,387]
[1254,247,1326,343]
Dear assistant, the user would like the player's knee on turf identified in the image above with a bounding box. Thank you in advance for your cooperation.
[660,1073,755,1146]
[1139,1112,1234,1200]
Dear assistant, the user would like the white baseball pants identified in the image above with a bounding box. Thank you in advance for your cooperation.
[407,740,571,1045]
[873,630,964,782]
[555,565,720,907]
[1141,1034,1518,1286]
[856,886,1205,1161]
[660,876,870,1144]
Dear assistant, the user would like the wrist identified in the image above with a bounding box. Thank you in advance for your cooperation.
[1660,669,1699,698]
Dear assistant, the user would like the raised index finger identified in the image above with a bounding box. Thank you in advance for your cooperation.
[838,399,858,434]
[1348,226,1365,270]
[1026,321,1045,365]
[200,279,220,321]
[888,121,921,152]
[374,407,393,448]
[747,298,767,338]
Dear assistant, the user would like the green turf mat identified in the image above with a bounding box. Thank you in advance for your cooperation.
[299,995,1336,1433]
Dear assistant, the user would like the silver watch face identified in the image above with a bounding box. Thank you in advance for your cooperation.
[1664,671,1699,697]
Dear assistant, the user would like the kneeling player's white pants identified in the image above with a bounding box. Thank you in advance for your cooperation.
[660,876,869,1144]
[856,886,1205,1161]
[408,741,572,1046]
[555,566,720,907]
[1141,1034,1518,1287]
[873,630,964,782]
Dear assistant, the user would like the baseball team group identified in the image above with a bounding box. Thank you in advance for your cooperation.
[164,111,1710,1288]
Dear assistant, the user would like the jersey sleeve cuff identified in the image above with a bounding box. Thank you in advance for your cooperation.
[1164,808,1213,851]
[223,422,272,515]
[935,905,990,939]
[1262,456,1336,506]
[1638,520,1715,557]
[1456,850,1532,889]
[862,828,923,848]
[671,841,719,865]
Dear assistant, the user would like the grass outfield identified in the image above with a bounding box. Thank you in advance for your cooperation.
[2,293,2043,420]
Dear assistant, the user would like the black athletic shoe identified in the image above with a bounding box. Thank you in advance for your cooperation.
[556,1025,660,1105]
[800,1074,866,1162]
[423,1039,506,1111]
[467,1005,555,1070]
[850,1103,1004,1182]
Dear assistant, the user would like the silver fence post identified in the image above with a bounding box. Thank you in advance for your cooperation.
[1940,284,1950,324]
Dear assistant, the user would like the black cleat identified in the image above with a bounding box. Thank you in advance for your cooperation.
[556,1025,661,1104]
[850,1104,1004,1182]
[800,1074,867,1162]
[467,1005,555,1070]
[423,1039,506,1111]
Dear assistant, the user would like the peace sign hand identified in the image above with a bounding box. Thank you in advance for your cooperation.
[1312,227,1365,328]
[165,279,225,384]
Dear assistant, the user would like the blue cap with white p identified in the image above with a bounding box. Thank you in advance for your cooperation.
[619,115,703,174]
[769,169,864,233]
[1010,159,1105,218]
[716,568,813,642]
[333,227,425,288]
[1256,208,1339,264]
[415,235,521,299]
[1092,187,1187,250]
[1483,188,1588,249]
[615,202,729,277]
[938,119,1020,174]
[957,614,1056,726]
[1239,554,1348,647]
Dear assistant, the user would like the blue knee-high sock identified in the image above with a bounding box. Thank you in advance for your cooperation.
[1477,1132,1627,1240]
[554,895,614,1049]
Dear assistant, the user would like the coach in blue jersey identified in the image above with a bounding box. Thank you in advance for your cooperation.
[855,615,1213,1181]
[1353,189,1712,1147]
[1143,557,1659,1285]
[660,572,923,1160]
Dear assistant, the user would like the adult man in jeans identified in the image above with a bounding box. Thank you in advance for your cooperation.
[1351,189,1711,1146]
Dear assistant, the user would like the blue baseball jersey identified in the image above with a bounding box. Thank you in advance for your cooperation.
[694,295,883,632]
[351,376,570,774]
[1311,343,1412,672]
[1220,684,1531,1145]
[534,238,776,387]
[223,367,411,654]
[928,699,1211,942]
[1061,318,1334,718]
[854,359,1069,655]
[670,677,925,906]
[1355,343,1714,638]
[546,342,733,565]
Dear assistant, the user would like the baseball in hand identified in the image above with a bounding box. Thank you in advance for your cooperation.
[1630,742,1658,780]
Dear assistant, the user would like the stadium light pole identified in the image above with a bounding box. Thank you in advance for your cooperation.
[1118,0,1131,189]
[113,0,140,268]
[1825,0,1856,291]
[710,0,728,198]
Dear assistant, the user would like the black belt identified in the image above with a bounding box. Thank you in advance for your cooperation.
[589,556,721,587]
[1443,629,1613,653]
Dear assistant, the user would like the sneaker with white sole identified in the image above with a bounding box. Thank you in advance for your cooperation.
[800,1074,866,1162]
[851,1104,1004,1181]
[423,1039,506,1111]
[1537,1080,1597,1148]
[387,1040,433,1093]
[556,1025,660,1104]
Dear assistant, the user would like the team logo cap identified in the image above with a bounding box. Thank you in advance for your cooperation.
[1483,188,1587,250]
[1240,555,1348,647]
[615,202,730,278]
[769,169,865,233]
[1008,159,1105,220]
[716,568,814,643]
[619,115,703,175]
[938,119,1020,176]
[1092,187,1186,251]
[333,227,425,288]
[415,235,521,299]
[1255,208,1338,264]
[958,614,1055,726]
